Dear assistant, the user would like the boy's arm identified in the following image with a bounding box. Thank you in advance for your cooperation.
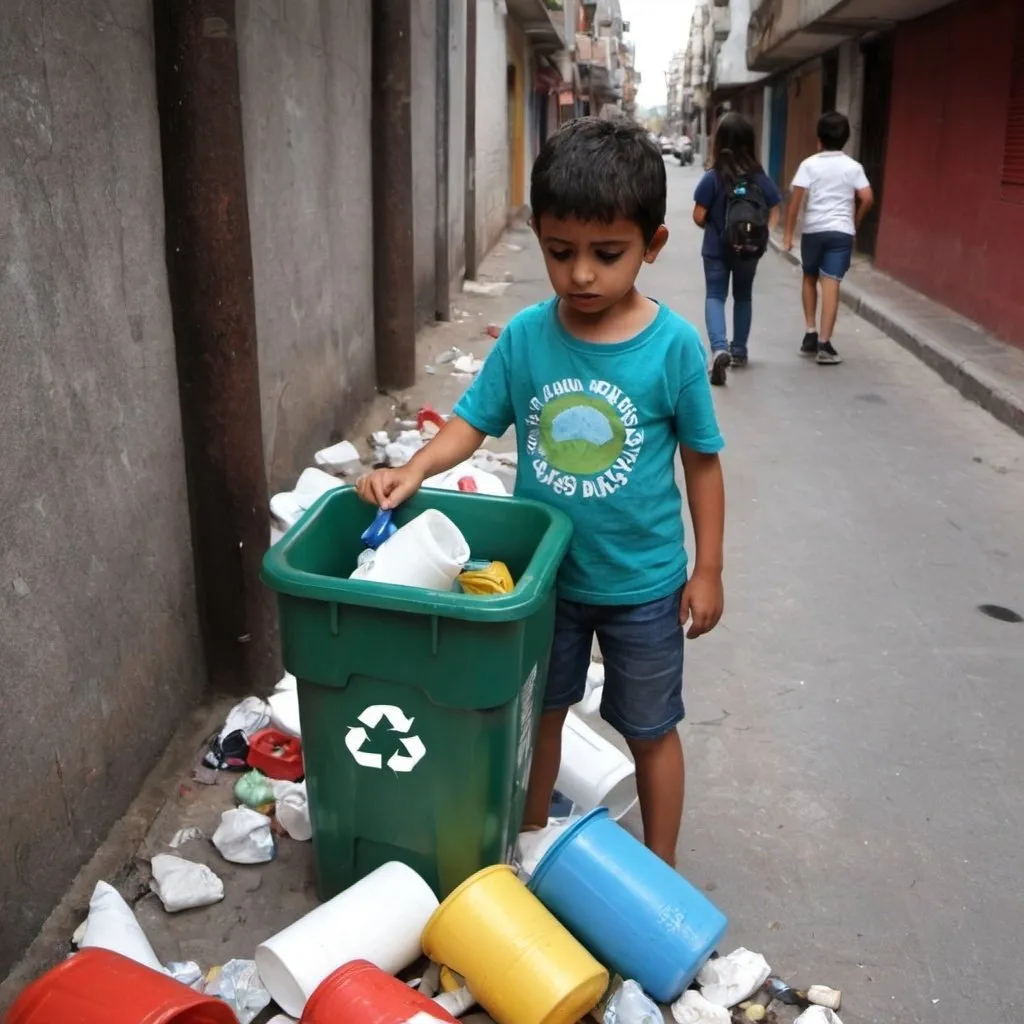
[679,447,725,639]
[855,186,875,228]
[783,187,806,250]
[358,417,485,509]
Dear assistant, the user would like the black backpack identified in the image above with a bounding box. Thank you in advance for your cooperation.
[723,175,770,260]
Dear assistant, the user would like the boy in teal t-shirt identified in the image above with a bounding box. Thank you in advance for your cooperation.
[359,117,725,866]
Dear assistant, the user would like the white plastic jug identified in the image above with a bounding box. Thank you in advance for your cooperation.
[556,711,639,821]
[350,510,470,591]
[254,861,439,1018]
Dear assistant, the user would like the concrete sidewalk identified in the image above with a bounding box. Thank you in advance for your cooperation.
[769,236,1024,437]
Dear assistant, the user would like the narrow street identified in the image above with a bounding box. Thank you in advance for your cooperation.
[471,163,1024,1024]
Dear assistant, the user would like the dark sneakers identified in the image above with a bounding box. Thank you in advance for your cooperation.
[730,350,748,368]
[816,341,842,365]
[800,330,819,356]
[710,349,731,386]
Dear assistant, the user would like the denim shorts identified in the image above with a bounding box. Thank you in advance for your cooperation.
[544,588,685,740]
[801,230,854,281]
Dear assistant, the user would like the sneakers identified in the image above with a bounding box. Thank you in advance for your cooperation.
[799,330,819,356]
[816,341,842,365]
[709,349,731,386]
[729,347,748,368]
[801,331,843,365]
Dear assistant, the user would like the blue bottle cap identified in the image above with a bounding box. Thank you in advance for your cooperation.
[360,507,398,549]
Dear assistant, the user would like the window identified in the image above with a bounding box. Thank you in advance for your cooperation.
[1001,10,1024,197]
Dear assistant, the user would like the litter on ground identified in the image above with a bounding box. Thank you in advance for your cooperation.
[211,807,276,865]
[149,854,224,913]
[462,279,510,297]
[313,440,361,474]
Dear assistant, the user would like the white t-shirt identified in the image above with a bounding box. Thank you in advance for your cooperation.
[792,151,870,235]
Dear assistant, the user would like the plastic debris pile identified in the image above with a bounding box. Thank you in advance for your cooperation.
[14,652,850,1024]
[267,403,517,543]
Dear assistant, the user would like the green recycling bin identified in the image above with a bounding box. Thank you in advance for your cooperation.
[261,486,573,901]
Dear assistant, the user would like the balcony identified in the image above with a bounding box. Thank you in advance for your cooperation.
[506,0,568,50]
[747,0,959,72]
[575,32,613,70]
[712,4,731,41]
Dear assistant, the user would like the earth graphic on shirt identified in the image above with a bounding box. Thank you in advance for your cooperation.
[538,393,626,475]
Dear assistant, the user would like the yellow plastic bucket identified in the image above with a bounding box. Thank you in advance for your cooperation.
[421,865,608,1024]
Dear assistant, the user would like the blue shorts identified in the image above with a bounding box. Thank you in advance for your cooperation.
[544,588,685,740]
[801,230,854,281]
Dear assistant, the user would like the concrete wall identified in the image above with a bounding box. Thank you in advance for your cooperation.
[237,0,376,493]
[475,0,510,263]
[834,39,864,157]
[876,0,1024,349]
[715,0,765,89]
[0,0,203,976]
[411,0,440,322]
[448,0,468,281]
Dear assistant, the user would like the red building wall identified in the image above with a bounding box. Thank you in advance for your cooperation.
[875,0,1024,349]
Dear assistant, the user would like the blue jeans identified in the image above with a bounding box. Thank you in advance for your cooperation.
[544,589,685,740]
[703,255,758,357]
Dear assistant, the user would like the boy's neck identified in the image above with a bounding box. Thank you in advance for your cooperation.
[558,288,658,344]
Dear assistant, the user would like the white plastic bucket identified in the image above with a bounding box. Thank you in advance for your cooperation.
[350,510,469,591]
[556,711,638,821]
[254,861,438,1018]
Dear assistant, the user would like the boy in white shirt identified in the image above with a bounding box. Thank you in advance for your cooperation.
[783,111,874,365]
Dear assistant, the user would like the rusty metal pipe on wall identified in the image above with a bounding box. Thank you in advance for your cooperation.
[153,0,277,695]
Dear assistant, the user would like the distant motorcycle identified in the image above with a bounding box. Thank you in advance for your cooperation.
[673,135,694,166]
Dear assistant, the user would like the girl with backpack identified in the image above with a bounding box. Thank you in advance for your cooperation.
[693,113,782,385]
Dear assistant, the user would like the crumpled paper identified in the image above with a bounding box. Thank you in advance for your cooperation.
[211,807,276,864]
[696,948,771,1007]
[150,854,224,912]
[671,989,731,1024]
[795,1009,844,1024]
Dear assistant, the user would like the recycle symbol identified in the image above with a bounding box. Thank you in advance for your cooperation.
[345,704,426,774]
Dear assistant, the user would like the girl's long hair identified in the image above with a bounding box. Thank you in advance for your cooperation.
[712,112,764,189]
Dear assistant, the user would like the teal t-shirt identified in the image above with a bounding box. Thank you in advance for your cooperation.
[453,298,724,605]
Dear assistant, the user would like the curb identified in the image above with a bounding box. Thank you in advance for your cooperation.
[768,238,1024,438]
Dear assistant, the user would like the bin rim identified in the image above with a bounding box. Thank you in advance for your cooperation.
[526,807,609,894]
[261,488,574,623]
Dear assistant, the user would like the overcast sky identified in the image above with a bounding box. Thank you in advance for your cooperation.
[621,0,696,109]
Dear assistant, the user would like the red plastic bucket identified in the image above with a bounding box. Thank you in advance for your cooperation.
[301,960,458,1024]
[3,948,237,1024]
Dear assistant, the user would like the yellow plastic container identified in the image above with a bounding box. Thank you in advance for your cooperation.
[458,561,515,595]
[421,865,608,1024]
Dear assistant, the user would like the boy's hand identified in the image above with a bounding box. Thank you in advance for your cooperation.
[680,570,724,639]
[356,465,424,510]
[782,234,794,252]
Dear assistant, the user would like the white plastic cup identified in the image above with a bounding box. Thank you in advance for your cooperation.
[350,510,470,591]
[556,711,639,821]
[254,861,438,1018]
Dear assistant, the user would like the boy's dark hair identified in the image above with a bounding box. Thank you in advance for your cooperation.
[531,117,666,244]
[817,111,851,151]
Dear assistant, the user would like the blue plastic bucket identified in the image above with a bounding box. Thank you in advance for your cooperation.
[527,808,728,1003]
